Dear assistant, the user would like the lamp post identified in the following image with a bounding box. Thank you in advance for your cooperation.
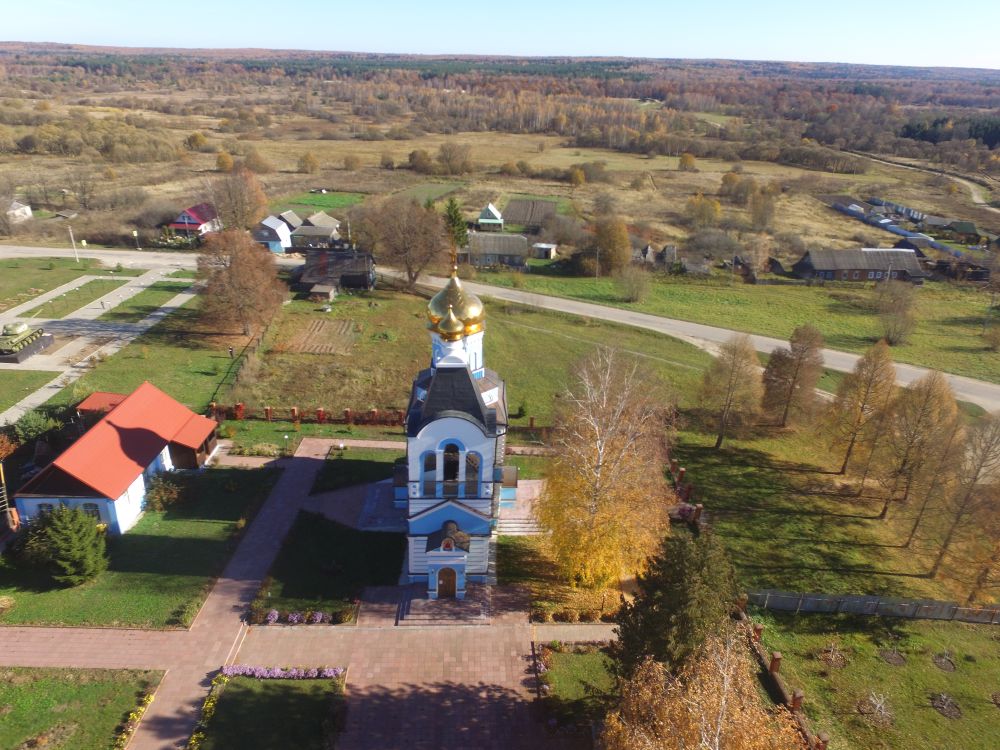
[283,434,289,456]
[132,230,141,251]
[68,225,78,263]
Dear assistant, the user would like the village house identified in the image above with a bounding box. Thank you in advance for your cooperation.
[291,225,338,249]
[792,248,928,284]
[14,382,219,535]
[277,209,303,233]
[293,247,376,296]
[252,215,293,253]
[168,203,222,237]
[476,203,503,232]
[460,232,529,269]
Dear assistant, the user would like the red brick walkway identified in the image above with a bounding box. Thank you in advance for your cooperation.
[1,437,611,749]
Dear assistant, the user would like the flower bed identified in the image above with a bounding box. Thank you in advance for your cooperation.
[112,691,155,749]
[220,665,344,679]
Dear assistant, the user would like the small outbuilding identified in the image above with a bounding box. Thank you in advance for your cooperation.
[476,203,503,232]
[531,243,558,260]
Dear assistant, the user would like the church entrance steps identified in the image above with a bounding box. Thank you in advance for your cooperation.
[398,584,493,626]
[496,518,542,535]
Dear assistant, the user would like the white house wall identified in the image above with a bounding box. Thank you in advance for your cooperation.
[112,473,148,533]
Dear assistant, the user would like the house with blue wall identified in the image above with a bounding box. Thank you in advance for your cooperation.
[15,382,218,535]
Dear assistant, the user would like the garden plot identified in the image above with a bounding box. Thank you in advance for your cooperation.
[278,318,357,355]
[502,198,557,227]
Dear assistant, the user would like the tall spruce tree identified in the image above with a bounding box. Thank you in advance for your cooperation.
[443,197,468,250]
[45,506,108,586]
[611,532,738,677]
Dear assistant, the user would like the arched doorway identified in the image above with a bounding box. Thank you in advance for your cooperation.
[437,567,457,598]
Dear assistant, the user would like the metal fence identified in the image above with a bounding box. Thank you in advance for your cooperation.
[747,590,1000,625]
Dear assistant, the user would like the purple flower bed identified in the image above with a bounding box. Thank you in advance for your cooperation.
[266,609,279,624]
[220,665,345,680]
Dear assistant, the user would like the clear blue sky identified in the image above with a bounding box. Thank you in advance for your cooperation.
[7,0,1000,70]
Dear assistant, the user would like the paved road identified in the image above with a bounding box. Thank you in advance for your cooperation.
[0,244,301,270]
[4,245,999,412]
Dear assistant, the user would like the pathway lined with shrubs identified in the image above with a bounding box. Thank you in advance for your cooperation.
[2,437,604,749]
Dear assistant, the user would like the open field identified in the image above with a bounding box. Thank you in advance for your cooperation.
[757,611,1000,750]
[396,180,464,204]
[475,272,1000,383]
[263,512,405,620]
[21,278,127,319]
[0,370,56,413]
[0,667,161,750]
[0,467,277,627]
[0,257,142,312]
[272,190,366,215]
[200,676,345,750]
[97,279,192,323]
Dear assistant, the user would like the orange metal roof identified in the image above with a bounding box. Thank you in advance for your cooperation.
[23,382,216,500]
[76,391,127,414]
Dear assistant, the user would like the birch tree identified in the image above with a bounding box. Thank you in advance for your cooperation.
[535,347,672,587]
[700,334,762,449]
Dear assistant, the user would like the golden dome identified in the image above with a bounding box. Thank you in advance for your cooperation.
[436,305,466,341]
[427,268,485,337]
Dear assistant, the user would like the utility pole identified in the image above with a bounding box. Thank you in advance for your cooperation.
[68,225,78,263]
[132,229,141,251]
[595,247,601,279]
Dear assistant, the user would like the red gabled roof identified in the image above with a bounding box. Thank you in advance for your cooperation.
[19,382,217,501]
[182,202,218,224]
[76,391,127,414]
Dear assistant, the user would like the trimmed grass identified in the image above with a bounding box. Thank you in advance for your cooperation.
[264,511,405,618]
[276,191,366,213]
[0,369,57,412]
[0,667,161,750]
[22,278,128,319]
[0,257,139,312]
[473,272,1000,384]
[167,269,198,279]
[497,535,619,620]
[98,280,192,323]
[201,676,344,750]
[311,447,402,494]
[541,649,616,726]
[508,454,550,480]
[397,181,463,204]
[0,468,278,627]
[222,419,405,454]
[756,610,1000,750]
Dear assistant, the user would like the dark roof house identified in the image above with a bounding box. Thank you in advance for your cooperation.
[461,232,529,268]
[792,248,927,283]
[296,248,376,291]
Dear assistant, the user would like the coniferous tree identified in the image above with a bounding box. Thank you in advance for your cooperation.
[762,324,824,427]
[442,197,468,250]
[45,506,108,586]
[611,532,738,677]
[828,340,896,474]
[700,334,763,449]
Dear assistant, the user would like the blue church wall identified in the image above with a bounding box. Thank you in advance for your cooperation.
[409,502,492,535]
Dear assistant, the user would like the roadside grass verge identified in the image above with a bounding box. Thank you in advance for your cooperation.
[0,467,278,627]
[98,280,192,323]
[0,667,162,750]
[0,257,140,312]
[22,279,128,319]
[755,610,1000,750]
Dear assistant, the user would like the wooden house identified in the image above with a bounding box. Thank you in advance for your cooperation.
[792,248,927,284]
[476,203,503,232]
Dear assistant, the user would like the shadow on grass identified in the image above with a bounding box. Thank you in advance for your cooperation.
[310,454,399,495]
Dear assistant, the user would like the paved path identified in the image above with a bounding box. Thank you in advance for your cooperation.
[1,437,603,749]
[385,269,1000,413]
[0,269,196,425]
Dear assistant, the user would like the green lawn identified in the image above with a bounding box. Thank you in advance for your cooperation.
[0,370,57,412]
[508,454,550,480]
[0,667,161,750]
[221,419,405,456]
[397,181,464,204]
[473,272,1000,384]
[0,468,278,627]
[22,278,128,319]
[200,676,344,750]
[46,301,241,414]
[311,448,402,494]
[0,257,140,313]
[673,428,980,603]
[167,269,198,279]
[757,611,1000,750]
[540,647,616,727]
[233,290,712,426]
[98,280,192,323]
[259,511,404,620]
[275,191,366,213]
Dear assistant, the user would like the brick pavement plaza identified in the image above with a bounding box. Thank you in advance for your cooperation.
[2,438,612,749]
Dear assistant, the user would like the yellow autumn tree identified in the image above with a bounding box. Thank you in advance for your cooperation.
[535,347,673,587]
[603,625,803,750]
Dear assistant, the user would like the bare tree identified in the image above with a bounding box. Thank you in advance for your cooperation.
[197,230,285,337]
[536,347,673,587]
[351,196,447,289]
[209,168,268,230]
[828,340,896,474]
[930,413,1000,578]
[69,168,98,210]
[700,334,763,449]
[762,324,824,427]
[436,143,472,175]
[877,280,917,346]
[903,416,964,548]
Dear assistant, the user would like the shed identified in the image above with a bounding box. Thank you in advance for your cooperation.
[291,224,338,249]
[531,242,558,260]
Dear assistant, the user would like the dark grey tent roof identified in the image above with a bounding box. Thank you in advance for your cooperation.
[466,233,529,256]
[407,365,495,437]
[798,248,926,277]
